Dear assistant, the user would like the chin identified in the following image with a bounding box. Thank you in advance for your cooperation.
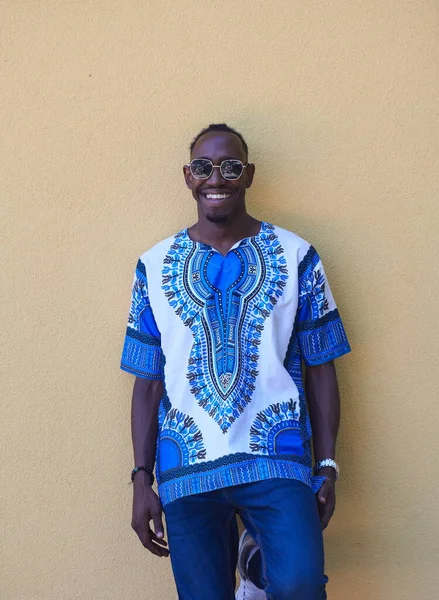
[205,211,230,224]
[203,202,239,224]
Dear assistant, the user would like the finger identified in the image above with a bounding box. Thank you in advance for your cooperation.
[149,543,169,557]
[321,508,333,530]
[138,530,162,556]
[321,500,335,530]
[132,523,167,557]
[141,533,169,557]
[150,529,168,546]
[317,498,326,523]
[317,486,328,504]
[151,509,165,540]
[148,534,170,557]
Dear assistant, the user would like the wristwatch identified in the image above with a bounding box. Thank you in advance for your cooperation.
[314,458,339,480]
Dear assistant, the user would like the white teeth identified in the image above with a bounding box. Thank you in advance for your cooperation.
[205,193,231,199]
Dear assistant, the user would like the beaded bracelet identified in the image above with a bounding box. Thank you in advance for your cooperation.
[131,466,155,485]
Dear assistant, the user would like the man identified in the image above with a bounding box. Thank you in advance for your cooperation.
[121,124,351,600]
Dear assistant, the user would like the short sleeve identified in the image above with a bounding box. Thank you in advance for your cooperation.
[296,246,351,366]
[120,258,165,379]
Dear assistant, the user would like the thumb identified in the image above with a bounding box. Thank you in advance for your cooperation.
[152,510,165,539]
[318,486,328,504]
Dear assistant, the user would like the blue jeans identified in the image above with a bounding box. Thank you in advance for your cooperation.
[164,478,327,600]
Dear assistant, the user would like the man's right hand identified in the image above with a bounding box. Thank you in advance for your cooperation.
[131,471,170,557]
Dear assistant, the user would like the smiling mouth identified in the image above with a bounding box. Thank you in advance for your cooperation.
[204,193,232,200]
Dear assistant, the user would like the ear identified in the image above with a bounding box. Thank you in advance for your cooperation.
[245,163,255,189]
[183,165,193,189]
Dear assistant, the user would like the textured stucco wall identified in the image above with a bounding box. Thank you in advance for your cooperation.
[1,2,438,599]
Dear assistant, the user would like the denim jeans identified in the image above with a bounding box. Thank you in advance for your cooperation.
[163,478,328,600]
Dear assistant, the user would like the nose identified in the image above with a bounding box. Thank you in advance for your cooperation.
[207,165,225,185]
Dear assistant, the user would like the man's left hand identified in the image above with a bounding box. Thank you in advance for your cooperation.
[317,468,336,529]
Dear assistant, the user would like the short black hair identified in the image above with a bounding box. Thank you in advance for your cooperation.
[190,123,248,159]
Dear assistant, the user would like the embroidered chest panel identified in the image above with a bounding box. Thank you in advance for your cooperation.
[162,223,288,433]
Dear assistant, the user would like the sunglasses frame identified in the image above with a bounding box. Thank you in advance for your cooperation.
[186,159,248,181]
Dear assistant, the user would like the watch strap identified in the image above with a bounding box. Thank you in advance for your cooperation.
[314,458,339,480]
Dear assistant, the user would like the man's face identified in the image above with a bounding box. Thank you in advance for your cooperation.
[183,131,255,223]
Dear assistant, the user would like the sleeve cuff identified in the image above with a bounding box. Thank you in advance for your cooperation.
[298,309,351,366]
[120,330,164,379]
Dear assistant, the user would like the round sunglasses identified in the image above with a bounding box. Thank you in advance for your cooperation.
[187,158,248,181]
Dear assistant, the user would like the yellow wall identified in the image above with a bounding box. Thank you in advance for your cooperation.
[2,2,438,599]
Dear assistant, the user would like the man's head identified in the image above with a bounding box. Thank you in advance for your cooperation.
[184,124,255,224]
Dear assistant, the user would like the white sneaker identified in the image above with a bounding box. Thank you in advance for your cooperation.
[235,530,266,599]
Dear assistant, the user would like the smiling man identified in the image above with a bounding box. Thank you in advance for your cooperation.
[121,124,351,600]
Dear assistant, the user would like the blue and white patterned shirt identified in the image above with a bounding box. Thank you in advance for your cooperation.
[121,223,350,506]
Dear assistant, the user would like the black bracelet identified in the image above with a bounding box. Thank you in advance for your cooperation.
[131,466,155,485]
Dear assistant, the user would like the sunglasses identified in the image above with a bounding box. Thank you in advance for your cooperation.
[187,159,248,181]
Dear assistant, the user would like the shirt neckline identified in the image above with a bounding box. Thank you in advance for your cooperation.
[183,221,267,256]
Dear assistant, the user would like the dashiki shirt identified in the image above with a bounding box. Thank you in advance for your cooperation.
[121,222,351,506]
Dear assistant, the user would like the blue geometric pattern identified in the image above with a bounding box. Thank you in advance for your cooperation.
[162,223,288,433]
[121,226,351,507]
[250,400,305,456]
[158,409,206,473]
[297,308,350,366]
[158,454,326,506]
[121,260,164,379]
[298,246,329,321]
[284,321,313,442]
[296,246,351,366]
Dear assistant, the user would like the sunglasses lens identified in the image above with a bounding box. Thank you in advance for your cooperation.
[190,159,213,179]
[221,160,244,180]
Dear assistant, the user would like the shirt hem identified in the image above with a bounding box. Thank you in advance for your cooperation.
[158,458,326,506]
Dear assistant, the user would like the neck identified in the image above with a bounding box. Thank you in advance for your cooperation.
[188,209,261,255]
